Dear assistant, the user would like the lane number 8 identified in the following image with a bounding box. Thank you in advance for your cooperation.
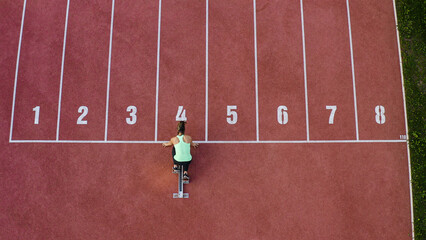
[375,105,385,124]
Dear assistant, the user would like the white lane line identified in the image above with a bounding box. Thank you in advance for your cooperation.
[300,0,309,141]
[9,0,27,142]
[346,0,359,140]
[56,0,70,141]
[205,0,209,141]
[253,0,260,141]
[392,0,414,238]
[155,0,162,142]
[104,0,115,141]
[9,139,407,144]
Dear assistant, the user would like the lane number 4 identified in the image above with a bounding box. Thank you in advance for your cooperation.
[176,106,187,121]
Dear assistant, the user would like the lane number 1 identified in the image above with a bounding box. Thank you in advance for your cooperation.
[33,106,40,124]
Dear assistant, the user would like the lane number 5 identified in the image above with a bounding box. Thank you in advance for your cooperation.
[227,105,238,124]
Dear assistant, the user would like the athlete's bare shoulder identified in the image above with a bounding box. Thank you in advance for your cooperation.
[171,137,179,144]
[183,135,192,143]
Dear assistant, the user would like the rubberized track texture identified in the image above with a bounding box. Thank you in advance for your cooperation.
[0,0,414,239]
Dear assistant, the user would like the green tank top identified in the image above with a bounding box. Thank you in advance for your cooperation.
[174,135,192,162]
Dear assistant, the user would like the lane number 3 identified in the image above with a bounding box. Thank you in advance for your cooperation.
[126,106,137,125]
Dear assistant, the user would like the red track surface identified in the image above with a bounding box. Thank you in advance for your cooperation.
[1,0,412,239]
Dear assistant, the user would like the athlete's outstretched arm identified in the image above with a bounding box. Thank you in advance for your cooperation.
[191,142,199,148]
[162,138,174,147]
[187,136,199,148]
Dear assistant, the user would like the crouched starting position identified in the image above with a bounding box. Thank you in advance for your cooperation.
[162,121,199,180]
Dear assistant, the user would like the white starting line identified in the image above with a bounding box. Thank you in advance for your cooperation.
[8,139,407,144]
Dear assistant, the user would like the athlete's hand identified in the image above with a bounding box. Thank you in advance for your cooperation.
[192,142,199,148]
[162,142,169,147]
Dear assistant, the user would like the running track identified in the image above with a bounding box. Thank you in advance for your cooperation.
[0,0,413,239]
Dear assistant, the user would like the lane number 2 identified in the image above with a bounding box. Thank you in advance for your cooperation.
[227,105,238,124]
[375,105,385,124]
[33,106,40,124]
[176,106,187,121]
[277,106,288,124]
[326,105,337,124]
[126,106,137,125]
[77,106,88,125]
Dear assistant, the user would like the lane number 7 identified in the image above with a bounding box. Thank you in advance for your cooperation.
[326,105,337,124]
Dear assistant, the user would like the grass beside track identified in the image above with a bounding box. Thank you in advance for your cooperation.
[396,0,426,238]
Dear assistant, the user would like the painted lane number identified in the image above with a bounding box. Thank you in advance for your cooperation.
[126,106,137,125]
[277,106,288,125]
[176,106,187,121]
[31,104,389,128]
[33,106,40,124]
[375,105,385,124]
[326,105,337,124]
[77,106,88,125]
[227,105,237,124]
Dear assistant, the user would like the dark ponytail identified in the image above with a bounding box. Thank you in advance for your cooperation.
[177,121,185,135]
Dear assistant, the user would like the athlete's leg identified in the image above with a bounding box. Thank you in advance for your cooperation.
[172,147,178,170]
[183,161,191,179]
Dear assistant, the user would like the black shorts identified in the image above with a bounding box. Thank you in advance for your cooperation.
[172,147,192,171]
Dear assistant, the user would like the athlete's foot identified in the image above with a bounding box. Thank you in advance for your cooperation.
[173,165,179,171]
[183,172,190,180]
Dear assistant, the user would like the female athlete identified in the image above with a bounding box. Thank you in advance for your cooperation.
[162,121,199,180]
